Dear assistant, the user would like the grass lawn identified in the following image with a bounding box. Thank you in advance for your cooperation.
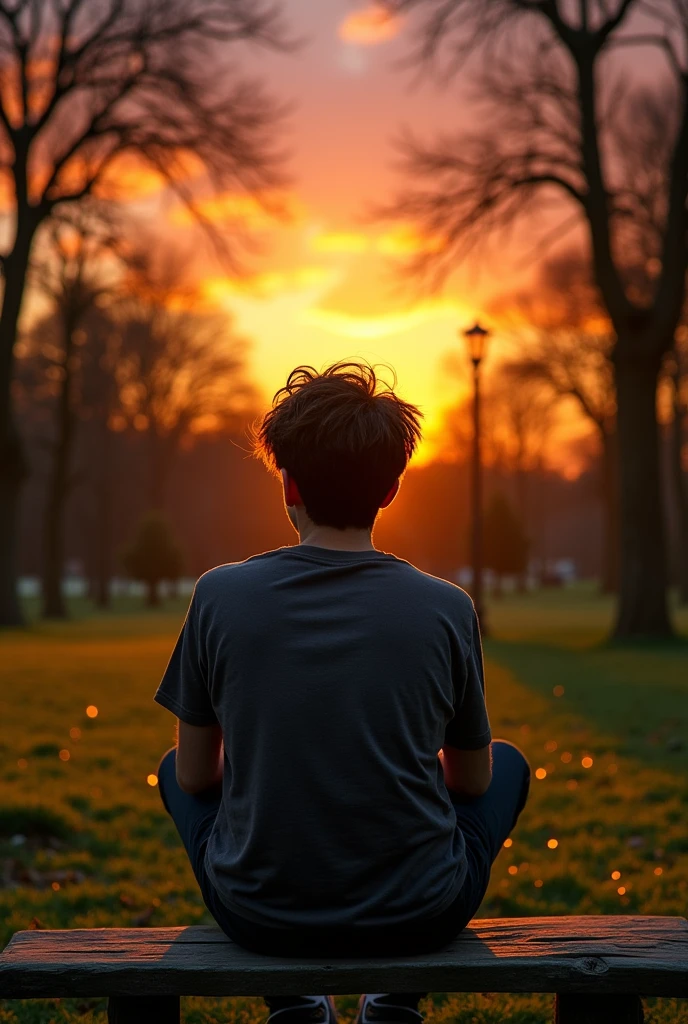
[1,585,687,1023]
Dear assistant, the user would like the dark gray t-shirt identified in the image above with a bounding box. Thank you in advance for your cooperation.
[155,545,491,930]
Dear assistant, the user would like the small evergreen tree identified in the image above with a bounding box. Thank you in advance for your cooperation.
[483,492,529,598]
[121,513,183,608]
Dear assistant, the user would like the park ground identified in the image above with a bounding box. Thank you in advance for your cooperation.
[1,586,688,1024]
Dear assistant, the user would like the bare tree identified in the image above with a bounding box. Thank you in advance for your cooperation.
[668,336,688,604]
[114,296,258,511]
[439,361,555,585]
[379,0,688,638]
[24,208,120,617]
[0,0,291,626]
[512,339,618,590]
[488,369,556,509]
[496,252,618,592]
[440,358,555,503]
[77,306,122,610]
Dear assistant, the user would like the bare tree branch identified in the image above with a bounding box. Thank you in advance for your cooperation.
[0,0,293,266]
[378,0,685,339]
[597,0,635,41]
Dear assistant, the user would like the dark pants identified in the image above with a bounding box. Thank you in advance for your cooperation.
[158,739,530,1011]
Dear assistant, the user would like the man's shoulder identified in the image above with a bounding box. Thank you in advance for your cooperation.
[194,550,284,599]
[393,560,475,613]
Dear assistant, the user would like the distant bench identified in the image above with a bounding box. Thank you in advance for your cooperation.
[1,916,687,1024]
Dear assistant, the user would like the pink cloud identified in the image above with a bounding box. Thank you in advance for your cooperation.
[338,5,403,46]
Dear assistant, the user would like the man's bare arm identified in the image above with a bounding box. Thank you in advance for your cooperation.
[175,720,223,794]
[440,743,492,798]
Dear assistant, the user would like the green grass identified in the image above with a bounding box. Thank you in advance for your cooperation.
[1,587,688,1023]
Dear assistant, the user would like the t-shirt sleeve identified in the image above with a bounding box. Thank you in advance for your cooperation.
[154,589,218,727]
[444,606,492,750]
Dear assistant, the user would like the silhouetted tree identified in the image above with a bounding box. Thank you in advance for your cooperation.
[440,358,555,574]
[380,0,687,638]
[440,368,555,479]
[25,209,120,618]
[498,252,619,593]
[121,511,183,607]
[489,368,556,514]
[114,290,257,511]
[0,0,291,626]
[668,339,688,604]
[483,491,529,597]
[78,308,124,610]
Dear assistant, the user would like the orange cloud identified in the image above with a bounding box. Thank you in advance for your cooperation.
[311,230,370,254]
[308,225,443,258]
[376,224,444,256]
[171,192,305,231]
[95,154,175,202]
[202,266,335,303]
[303,248,474,339]
[302,298,470,340]
[339,5,403,45]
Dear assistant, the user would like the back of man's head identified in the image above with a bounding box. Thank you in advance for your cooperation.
[254,361,423,530]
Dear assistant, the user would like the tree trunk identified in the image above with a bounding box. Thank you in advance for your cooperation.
[612,345,673,638]
[94,467,113,610]
[669,360,688,605]
[92,416,114,609]
[515,466,528,523]
[42,482,68,618]
[515,467,529,592]
[0,421,26,627]
[600,428,619,595]
[0,220,39,627]
[42,319,77,619]
[149,432,174,512]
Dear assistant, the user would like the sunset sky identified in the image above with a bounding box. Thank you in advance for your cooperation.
[110,1,606,471]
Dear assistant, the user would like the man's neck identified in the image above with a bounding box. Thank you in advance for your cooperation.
[297,525,375,552]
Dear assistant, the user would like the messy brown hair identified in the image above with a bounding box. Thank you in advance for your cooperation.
[254,361,423,529]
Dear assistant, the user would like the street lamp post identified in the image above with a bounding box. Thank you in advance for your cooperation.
[462,322,490,631]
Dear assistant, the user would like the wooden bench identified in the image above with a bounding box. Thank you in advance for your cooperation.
[1,916,687,1024]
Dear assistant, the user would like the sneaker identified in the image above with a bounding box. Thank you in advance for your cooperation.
[267,996,338,1024]
[355,995,424,1024]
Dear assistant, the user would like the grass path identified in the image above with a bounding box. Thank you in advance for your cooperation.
[1,590,687,1022]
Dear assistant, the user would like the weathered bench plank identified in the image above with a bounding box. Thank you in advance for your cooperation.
[1,917,686,999]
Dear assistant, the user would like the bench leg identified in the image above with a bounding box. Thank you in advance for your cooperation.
[555,994,643,1023]
[107,996,180,1024]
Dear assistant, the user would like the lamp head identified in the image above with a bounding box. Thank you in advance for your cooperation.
[462,322,490,366]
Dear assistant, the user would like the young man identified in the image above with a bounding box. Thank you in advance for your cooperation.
[155,362,530,1024]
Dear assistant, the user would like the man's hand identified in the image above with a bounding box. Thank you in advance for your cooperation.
[175,720,223,794]
[440,743,492,798]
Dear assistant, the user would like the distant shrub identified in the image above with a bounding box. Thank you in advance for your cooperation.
[483,491,529,596]
[121,511,184,607]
